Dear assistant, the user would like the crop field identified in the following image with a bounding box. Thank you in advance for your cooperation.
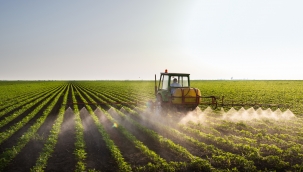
[0,80,303,171]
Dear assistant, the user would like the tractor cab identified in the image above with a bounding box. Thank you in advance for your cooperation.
[158,73,189,97]
[155,70,201,110]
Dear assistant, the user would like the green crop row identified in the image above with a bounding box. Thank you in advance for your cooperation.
[73,85,132,172]
[0,86,62,127]
[0,85,67,170]
[77,85,213,171]
[75,86,173,171]
[2,81,303,171]
[0,85,66,145]
[78,85,181,171]
[0,85,60,112]
[75,81,303,171]
[30,85,70,171]
[0,81,65,107]
[126,107,257,171]
[71,84,87,172]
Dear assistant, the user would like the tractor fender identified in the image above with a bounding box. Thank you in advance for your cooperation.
[156,91,170,102]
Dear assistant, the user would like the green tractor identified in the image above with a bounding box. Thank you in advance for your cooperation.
[154,69,217,111]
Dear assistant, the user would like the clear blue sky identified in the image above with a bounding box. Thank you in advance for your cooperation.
[1,1,302,80]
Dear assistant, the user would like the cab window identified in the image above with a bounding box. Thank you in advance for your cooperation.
[159,75,169,90]
[170,76,189,87]
[181,76,189,87]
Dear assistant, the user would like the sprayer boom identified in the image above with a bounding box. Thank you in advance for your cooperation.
[212,96,290,109]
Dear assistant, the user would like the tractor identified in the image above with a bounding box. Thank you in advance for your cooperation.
[153,69,217,111]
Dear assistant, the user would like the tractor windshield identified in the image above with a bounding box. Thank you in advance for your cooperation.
[170,76,189,87]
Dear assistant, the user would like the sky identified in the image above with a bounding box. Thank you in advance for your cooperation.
[1,1,303,80]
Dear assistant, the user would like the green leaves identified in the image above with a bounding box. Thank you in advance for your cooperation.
[1,81,303,171]
[0,85,67,171]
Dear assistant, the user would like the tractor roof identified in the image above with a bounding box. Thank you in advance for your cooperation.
[160,72,190,76]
